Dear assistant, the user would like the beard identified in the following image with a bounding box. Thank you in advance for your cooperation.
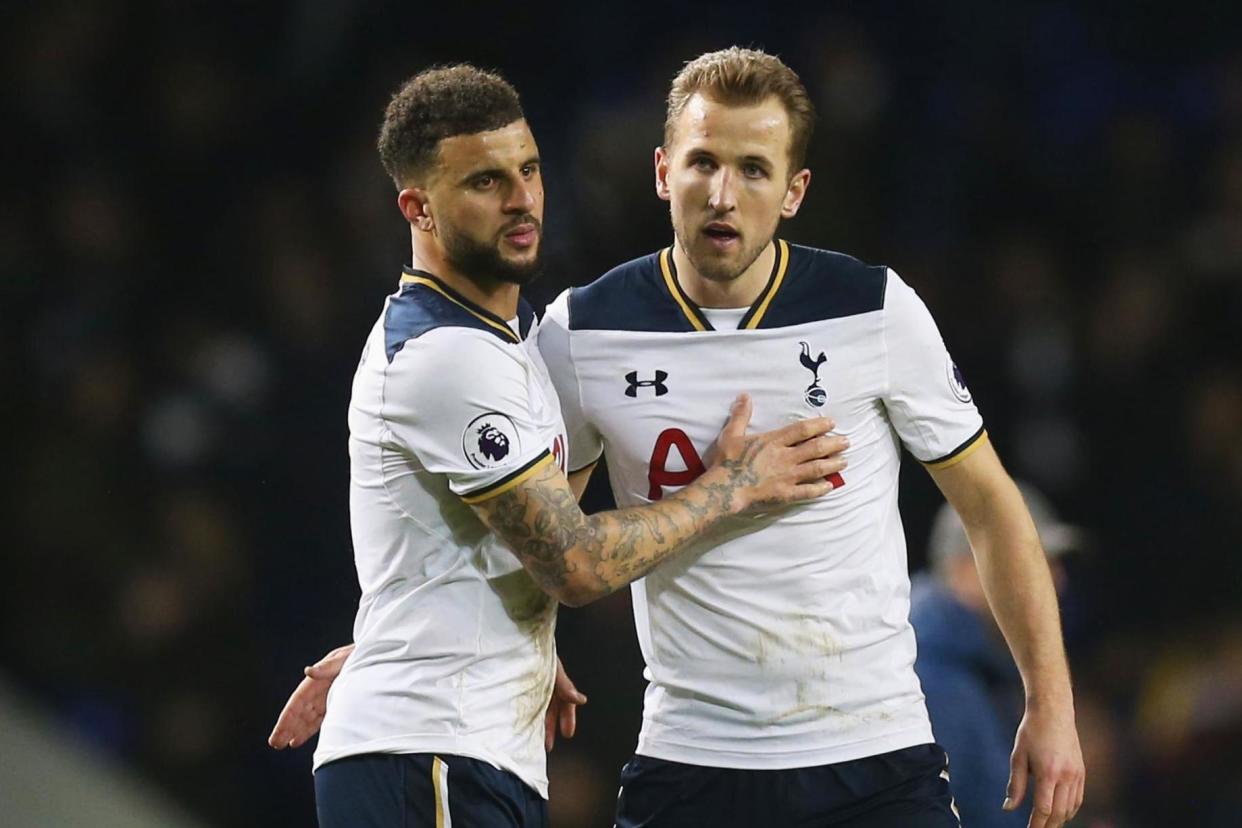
[671,211,776,284]
[442,217,543,287]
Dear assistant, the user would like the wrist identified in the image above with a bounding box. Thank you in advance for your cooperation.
[689,464,751,517]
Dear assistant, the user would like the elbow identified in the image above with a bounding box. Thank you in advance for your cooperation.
[555,571,611,608]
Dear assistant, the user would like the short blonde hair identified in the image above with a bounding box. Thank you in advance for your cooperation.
[664,47,816,172]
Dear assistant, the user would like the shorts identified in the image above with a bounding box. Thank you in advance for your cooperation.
[614,743,960,828]
[315,752,548,828]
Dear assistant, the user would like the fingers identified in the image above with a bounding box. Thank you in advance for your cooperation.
[770,416,835,447]
[1026,776,1057,828]
[790,456,849,487]
[268,673,332,750]
[787,479,839,501]
[1050,779,1073,828]
[717,394,754,445]
[544,699,581,752]
[554,666,588,706]
[790,433,849,465]
[306,644,353,680]
[1005,748,1028,813]
[559,697,577,739]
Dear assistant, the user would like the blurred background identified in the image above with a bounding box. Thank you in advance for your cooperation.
[4,0,1242,825]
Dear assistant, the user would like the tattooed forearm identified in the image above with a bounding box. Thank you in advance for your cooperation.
[473,445,767,606]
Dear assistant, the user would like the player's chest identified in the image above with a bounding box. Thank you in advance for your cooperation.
[575,323,884,471]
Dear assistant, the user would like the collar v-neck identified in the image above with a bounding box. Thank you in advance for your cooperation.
[657,239,791,331]
[400,266,521,344]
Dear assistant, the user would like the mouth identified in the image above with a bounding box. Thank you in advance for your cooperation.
[502,222,539,250]
[701,222,740,250]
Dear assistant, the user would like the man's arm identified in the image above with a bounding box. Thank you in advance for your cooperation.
[473,396,847,607]
[928,441,1085,828]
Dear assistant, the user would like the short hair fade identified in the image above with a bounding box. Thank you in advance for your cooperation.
[377,64,525,187]
[664,47,816,173]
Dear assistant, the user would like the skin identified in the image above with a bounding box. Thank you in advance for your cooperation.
[655,92,810,308]
[930,443,1085,827]
[274,84,1086,828]
[270,113,851,750]
[396,119,544,319]
[471,395,847,608]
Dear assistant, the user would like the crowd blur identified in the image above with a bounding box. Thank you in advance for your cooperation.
[3,2,1241,826]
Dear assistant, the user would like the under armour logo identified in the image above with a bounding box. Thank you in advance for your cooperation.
[625,370,669,397]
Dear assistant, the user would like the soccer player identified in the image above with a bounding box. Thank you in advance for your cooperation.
[277,50,1085,828]
[295,63,848,828]
[537,48,1084,828]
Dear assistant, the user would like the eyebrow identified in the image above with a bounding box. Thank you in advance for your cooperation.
[458,155,541,186]
[686,148,774,168]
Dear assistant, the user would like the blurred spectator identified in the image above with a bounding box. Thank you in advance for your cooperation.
[911,483,1083,827]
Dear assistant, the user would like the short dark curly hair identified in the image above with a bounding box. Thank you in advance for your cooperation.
[377,64,525,188]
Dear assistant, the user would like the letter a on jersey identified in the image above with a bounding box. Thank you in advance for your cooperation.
[647,428,705,500]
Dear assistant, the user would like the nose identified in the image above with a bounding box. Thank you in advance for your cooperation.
[504,178,538,214]
[707,168,737,213]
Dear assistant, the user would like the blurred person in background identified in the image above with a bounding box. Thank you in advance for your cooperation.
[912,483,1082,827]
[282,62,845,828]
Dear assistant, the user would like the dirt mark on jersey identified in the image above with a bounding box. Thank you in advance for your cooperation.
[755,615,851,726]
[489,569,557,736]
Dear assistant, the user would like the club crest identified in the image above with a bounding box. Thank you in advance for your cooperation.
[799,342,828,407]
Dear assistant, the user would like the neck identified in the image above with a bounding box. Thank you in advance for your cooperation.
[411,237,520,320]
[672,239,775,309]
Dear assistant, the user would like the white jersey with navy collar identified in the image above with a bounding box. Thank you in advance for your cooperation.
[539,240,985,769]
[314,268,567,798]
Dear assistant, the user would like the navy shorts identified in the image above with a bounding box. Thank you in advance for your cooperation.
[615,743,960,828]
[315,753,548,828]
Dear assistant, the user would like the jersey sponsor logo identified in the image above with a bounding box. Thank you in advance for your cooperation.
[947,358,972,403]
[463,412,521,469]
[625,370,669,397]
[799,342,828,407]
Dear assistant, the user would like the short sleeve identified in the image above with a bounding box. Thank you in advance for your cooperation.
[384,328,553,502]
[882,269,986,468]
[538,290,604,472]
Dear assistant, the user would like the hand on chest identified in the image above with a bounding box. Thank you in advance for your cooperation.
[582,331,879,499]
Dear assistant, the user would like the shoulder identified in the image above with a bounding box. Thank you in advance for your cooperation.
[760,243,889,328]
[567,250,689,332]
[384,281,528,363]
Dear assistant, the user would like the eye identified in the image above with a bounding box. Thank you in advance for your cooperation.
[742,163,767,179]
[692,156,716,172]
[521,163,539,179]
[473,174,497,190]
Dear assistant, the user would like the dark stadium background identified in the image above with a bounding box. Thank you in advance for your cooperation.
[4,1,1242,825]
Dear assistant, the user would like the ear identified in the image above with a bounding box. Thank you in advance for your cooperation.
[780,168,811,219]
[397,188,434,232]
[654,146,671,202]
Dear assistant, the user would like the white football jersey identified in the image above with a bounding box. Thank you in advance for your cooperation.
[314,269,567,798]
[539,241,985,769]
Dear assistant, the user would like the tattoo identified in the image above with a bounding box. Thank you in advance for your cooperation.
[474,443,758,603]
